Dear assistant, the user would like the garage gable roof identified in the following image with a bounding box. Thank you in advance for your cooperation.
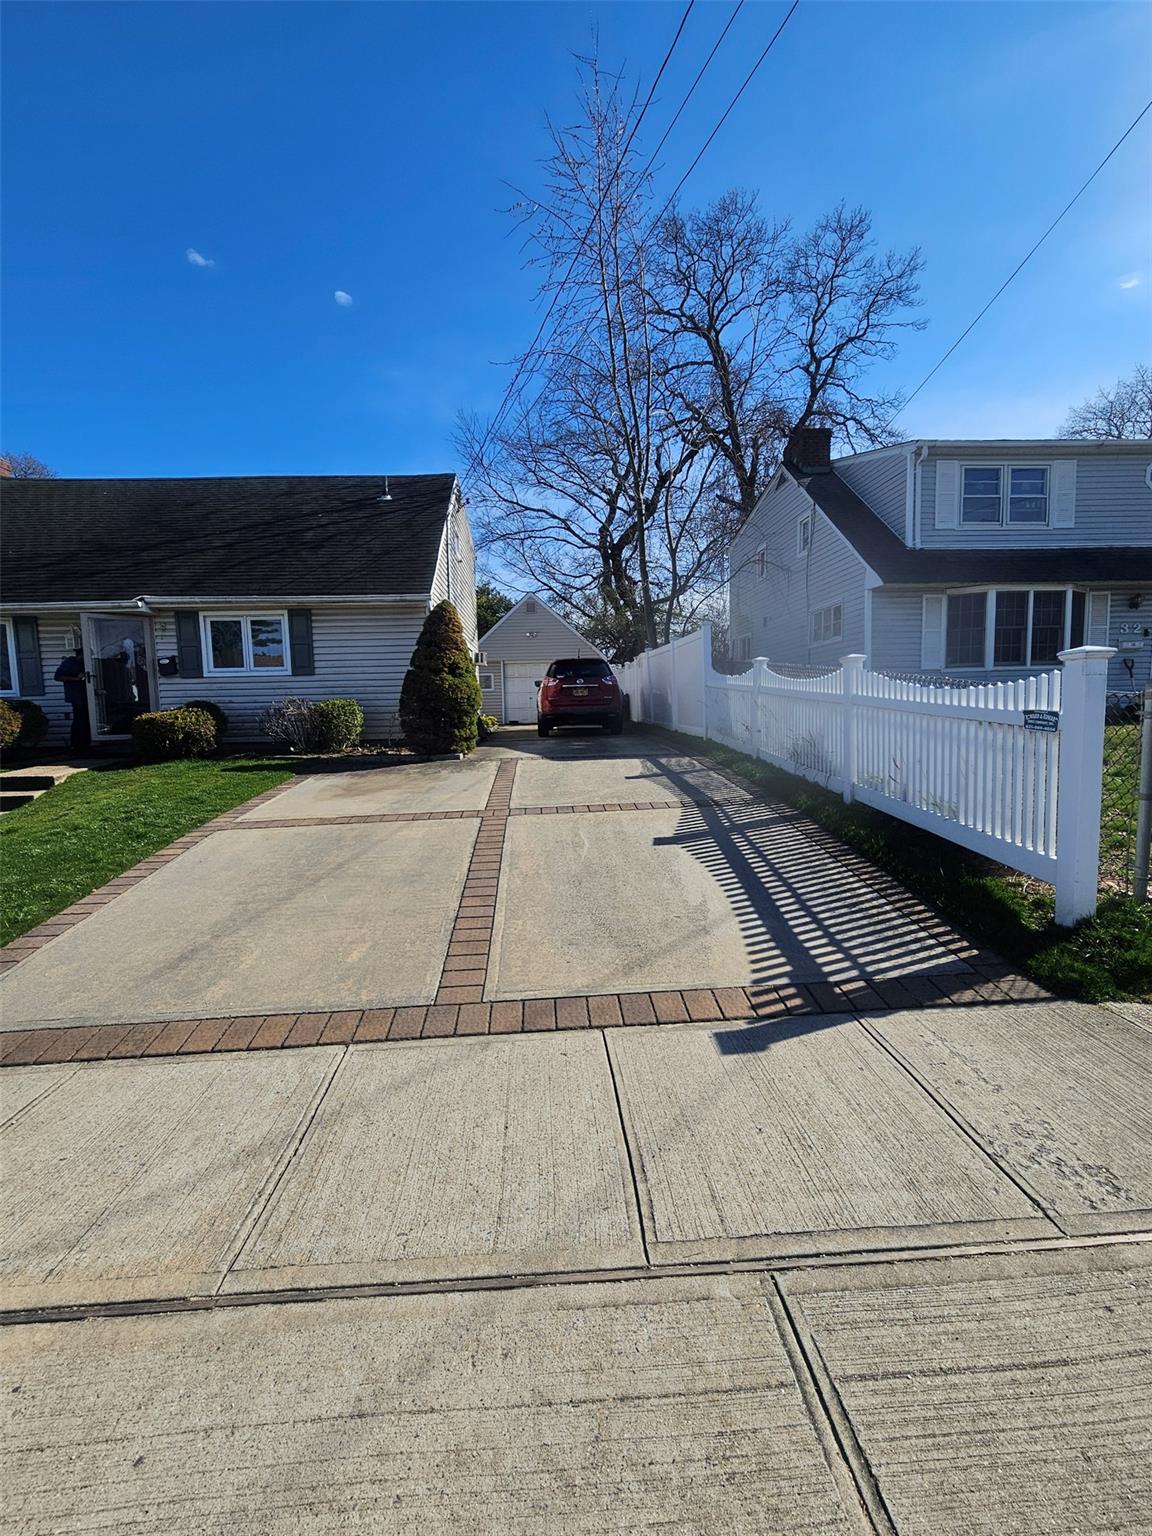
[480,595,607,660]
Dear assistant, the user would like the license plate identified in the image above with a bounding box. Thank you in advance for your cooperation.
[570,687,589,697]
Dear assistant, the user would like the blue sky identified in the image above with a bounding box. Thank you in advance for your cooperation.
[3,0,1149,484]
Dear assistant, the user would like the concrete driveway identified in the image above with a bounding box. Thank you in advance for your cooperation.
[0,728,990,1047]
[2,728,1149,1532]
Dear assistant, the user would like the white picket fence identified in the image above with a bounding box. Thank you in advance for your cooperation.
[617,623,1116,924]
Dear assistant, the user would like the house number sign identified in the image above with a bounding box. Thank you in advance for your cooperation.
[1023,710,1060,733]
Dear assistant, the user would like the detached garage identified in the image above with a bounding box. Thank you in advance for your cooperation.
[478,595,607,724]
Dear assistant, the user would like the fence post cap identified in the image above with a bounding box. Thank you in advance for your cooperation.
[840,653,867,668]
[1057,645,1117,664]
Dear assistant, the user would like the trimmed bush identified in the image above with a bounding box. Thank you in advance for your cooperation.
[2,698,49,750]
[0,700,21,751]
[183,699,230,736]
[477,712,499,741]
[310,698,364,752]
[131,706,218,760]
[399,601,482,756]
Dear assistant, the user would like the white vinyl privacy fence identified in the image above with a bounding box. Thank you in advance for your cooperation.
[617,624,1116,924]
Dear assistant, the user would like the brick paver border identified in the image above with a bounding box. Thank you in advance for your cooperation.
[0,964,1051,1068]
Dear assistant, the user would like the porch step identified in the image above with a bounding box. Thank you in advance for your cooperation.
[0,775,58,791]
[0,760,94,813]
[0,792,38,812]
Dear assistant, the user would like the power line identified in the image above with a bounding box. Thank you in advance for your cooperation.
[634,0,748,183]
[638,0,798,242]
[893,96,1152,422]
[470,1,697,466]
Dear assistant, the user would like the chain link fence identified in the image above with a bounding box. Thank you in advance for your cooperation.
[1101,689,1148,895]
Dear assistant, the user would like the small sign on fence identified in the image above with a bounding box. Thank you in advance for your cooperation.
[1023,709,1060,733]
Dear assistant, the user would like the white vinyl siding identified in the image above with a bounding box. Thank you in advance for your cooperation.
[729,475,867,667]
[834,450,909,535]
[478,667,504,720]
[430,492,478,653]
[157,602,428,740]
[921,450,1150,547]
[0,612,82,743]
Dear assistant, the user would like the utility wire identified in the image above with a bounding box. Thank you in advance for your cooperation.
[634,0,748,182]
[470,1,696,466]
[468,0,798,475]
[893,96,1152,422]
[637,0,798,245]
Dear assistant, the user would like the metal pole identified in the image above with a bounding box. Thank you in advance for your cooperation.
[1133,684,1152,902]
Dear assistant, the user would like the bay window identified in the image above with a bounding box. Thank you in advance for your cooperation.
[945,588,1084,669]
[202,613,290,674]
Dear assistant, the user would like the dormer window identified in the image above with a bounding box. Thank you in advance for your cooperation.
[961,465,1049,526]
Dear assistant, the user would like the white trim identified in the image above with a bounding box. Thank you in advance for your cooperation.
[959,462,1051,527]
[81,611,160,741]
[478,593,606,657]
[0,619,16,695]
[201,610,291,676]
[810,601,843,644]
[0,595,432,612]
[942,585,1085,670]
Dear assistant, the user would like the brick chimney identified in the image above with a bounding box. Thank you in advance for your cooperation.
[783,426,832,474]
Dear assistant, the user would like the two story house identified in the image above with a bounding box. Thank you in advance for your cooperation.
[728,428,1152,690]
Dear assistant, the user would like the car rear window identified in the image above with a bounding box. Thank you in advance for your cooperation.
[547,659,613,680]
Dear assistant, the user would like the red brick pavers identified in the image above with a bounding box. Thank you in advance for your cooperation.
[430,760,517,1021]
[0,971,1053,1068]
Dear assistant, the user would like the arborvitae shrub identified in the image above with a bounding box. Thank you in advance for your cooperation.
[398,601,482,755]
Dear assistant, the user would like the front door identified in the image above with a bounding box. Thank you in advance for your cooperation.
[83,615,155,738]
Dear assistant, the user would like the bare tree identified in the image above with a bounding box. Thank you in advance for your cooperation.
[1062,364,1152,439]
[2,451,58,478]
[650,196,923,533]
[459,61,707,653]
[460,60,923,658]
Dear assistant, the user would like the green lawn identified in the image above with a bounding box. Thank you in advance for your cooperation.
[644,725,1152,1004]
[0,756,294,945]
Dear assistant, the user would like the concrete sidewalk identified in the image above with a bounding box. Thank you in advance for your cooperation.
[3,1000,1150,1533]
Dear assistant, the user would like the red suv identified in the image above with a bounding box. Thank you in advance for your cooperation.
[537,658,625,736]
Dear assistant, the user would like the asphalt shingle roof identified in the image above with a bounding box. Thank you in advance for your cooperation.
[1,473,458,604]
[790,467,1152,585]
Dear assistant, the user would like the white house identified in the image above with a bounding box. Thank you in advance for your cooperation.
[1,472,477,745]
[728,427,1152,689]
[478,595,607,723]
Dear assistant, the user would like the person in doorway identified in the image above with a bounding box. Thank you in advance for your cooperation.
[54,648,91,754]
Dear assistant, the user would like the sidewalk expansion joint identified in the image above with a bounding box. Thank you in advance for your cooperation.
[4,1229,1147,1329]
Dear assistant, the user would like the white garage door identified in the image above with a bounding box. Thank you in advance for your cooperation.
[503,663,543,724]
